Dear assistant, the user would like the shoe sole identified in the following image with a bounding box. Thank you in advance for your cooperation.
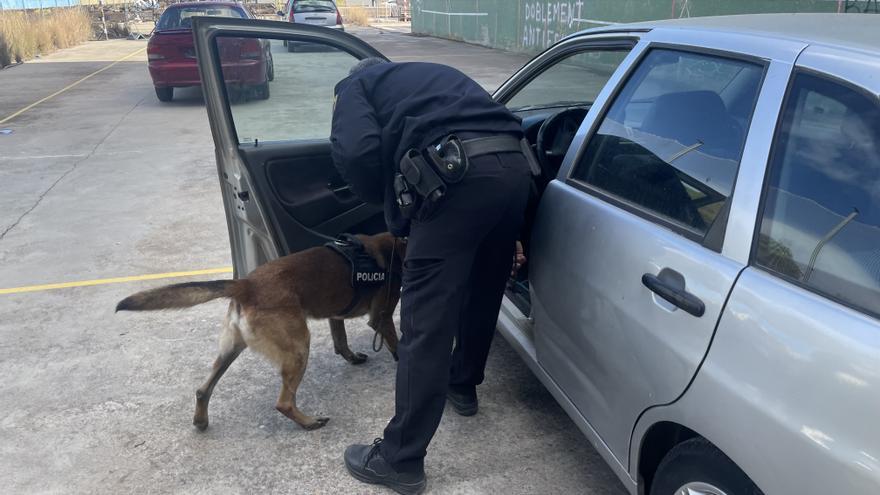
[447,396,478,417]
[345,461,427,495]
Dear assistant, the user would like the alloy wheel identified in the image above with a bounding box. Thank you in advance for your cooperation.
[675,482,729,495]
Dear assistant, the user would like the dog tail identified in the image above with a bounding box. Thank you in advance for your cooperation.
[115,280,242,312]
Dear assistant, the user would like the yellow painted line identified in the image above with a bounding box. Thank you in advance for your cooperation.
[0,267,233,295]
[0,46,147,126]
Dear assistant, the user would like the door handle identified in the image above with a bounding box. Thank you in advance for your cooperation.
[641,272,705,317]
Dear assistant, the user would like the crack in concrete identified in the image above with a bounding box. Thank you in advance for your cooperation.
[0,95,147,243]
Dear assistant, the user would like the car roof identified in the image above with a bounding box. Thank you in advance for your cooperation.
[165,1,244,8]
[581,14,878,54]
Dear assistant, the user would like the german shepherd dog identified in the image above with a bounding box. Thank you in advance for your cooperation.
[116,233,403,431]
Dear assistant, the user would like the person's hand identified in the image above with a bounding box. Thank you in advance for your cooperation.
[511,241,526,277]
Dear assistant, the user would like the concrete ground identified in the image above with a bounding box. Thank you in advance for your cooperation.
[0,27,627,494]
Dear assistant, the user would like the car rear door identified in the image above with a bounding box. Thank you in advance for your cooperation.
[192,17,387,276]
[529,30,805,463]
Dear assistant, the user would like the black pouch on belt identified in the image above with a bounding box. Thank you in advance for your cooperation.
[399,149,446,201]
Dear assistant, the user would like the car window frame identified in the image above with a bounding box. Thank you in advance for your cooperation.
[202,26,385,147]
[749,67,880,321]
[564,42,769,251]
[493,34,641,105]
[193,17,387,152]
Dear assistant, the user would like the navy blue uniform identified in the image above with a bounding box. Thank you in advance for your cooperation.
[331,62,531,477]
[331,62,522,236]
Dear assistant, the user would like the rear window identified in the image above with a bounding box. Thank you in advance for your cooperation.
[756,72,880,318]
[156,5,246,30]
[294,0,336,13]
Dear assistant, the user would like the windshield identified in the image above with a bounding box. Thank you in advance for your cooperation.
[156,5,246,30]
[294,0,336,13]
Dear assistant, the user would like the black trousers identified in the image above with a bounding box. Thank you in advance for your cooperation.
[380,151,532,474]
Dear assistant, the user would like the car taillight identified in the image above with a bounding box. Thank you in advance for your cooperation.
[147,42,165,61]
[240,39,262,59]
[336,10,342,24]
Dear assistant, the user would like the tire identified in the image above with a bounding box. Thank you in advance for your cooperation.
[651,438,763,495]
[253,82,270,100]
[266,53,275,82]
[155,86,173,102]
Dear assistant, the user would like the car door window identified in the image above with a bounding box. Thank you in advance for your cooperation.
[571,48,764,241]
[216,34,361,144]
[755,72,880,318]
[506,49,630,112]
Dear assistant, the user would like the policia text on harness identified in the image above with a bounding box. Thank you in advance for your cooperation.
[325,234,388,315]
[394,134,541,219]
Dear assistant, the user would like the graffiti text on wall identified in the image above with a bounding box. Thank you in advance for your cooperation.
[521,1,587,50]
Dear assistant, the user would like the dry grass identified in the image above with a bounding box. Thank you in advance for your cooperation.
[339,5,370,26]
[0,7,92,67]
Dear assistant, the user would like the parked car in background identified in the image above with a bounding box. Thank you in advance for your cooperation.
[278,0,344,52]
[147,1,273,102]
[192,14,880,495]
[280,0,343,28]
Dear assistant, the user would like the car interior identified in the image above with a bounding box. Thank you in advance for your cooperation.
[759,75,880,317]
[505,105,590,315]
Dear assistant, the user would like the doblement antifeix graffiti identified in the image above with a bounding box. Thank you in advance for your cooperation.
[522,1,592,49]
[413,0,877,53]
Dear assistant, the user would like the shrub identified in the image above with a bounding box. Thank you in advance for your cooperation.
[0,7,92,68]
[340,6,370,26]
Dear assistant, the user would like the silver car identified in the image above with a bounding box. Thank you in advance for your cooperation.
[191,13,879,495]
[278,0,343,51]
[280,0,343,27]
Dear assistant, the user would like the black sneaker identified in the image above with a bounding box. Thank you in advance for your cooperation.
[344,438,426,495]
[447,386,478,416]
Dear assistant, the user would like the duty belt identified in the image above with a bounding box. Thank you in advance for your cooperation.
[394,134,541,219]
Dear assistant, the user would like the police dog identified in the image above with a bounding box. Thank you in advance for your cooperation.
[116,233,403,431]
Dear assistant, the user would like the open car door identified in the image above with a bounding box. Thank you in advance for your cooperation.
[192,17,388,277]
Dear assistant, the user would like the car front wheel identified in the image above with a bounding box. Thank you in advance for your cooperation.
[155,86,173,102]
[651,438,763,495]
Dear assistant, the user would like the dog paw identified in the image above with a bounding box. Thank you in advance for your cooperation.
[304,417,330,430]
[193,417,209,432]
[349,352,368,365]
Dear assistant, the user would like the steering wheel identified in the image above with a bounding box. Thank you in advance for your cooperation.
[535,107,589,180]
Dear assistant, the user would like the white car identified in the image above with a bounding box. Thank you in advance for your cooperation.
[278,0,344,52]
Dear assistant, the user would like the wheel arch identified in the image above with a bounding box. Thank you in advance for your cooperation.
[635,421,699,495]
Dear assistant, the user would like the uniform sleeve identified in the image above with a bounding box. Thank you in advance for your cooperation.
[330,78,385,205]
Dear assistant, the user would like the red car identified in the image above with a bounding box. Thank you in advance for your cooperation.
[147,2,274,102]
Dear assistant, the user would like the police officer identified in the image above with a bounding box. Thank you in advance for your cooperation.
[331,58,532,495]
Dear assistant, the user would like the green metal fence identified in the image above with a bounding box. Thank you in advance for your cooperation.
[412,0,877,53]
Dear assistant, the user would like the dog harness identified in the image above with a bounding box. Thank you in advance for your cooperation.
[324,234,387,316]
